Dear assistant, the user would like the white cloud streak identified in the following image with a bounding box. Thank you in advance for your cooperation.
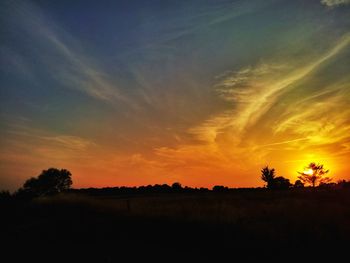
[154,33,350,178]
[321,0,350,7]
[192,34,350,144]
[5,0,128,104]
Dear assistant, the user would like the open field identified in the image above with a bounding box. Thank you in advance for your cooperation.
[2,189,350,262]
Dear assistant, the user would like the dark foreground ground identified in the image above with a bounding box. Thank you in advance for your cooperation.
[1,189,350,262]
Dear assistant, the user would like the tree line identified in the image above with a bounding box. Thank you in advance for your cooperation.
[261,162,338,190]
[1,164,350,200]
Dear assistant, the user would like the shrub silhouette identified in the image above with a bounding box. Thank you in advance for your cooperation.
[294,180,304,188]
[172,182,182,191]
[319,182,336,189]
[272,176,291,190]
[212,185,229,192]
[337,180,350,189]
[298,163,331,187]
[0,190,11,201]
[17,168,72,198]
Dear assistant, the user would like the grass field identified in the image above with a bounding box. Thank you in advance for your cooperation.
[2,189,350,262]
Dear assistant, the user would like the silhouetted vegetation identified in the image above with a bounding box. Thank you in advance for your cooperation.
[212,185,229,192]
[171,182,182,191]
[272,176,292,190]
[2,167,350,261]
[337,179,350,189]
[261,166,276,188]
[261,166,291,190]
[0,190,11,201]
[16,168,72,199]
[294,179,304,188]
[298,162,331,187]
[2,186,350,262]
[69,184,211,197]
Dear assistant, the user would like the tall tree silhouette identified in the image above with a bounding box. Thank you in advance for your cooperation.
[17,168,72,198]
[298,163,331,187]
[261,166,275,189]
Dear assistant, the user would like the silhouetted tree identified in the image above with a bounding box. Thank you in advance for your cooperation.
[0,190,11,201]
[172,182,182,191]
[261,166,292,190]
[261,166,276,189]
[294,180,304,188]
[319,182,336,189]
[337,180,350,189]
[272,176,291,190]
[17,168,72,198]
[213,185,229,192]
[298,163,331,187]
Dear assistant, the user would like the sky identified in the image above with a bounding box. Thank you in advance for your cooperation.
[1,0,350,191]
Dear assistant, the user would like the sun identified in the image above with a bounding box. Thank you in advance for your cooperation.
[303,168,314,175]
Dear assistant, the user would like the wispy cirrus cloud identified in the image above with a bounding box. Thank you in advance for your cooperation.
[0,117,169,190]
[321,0,350,7]
[150,34,350,182]
[274,91,350,153]
[3,120,96,160]
[1,0,350,190]
[208,34,350,138]
[46,34,127,103]
[2,0,127,104]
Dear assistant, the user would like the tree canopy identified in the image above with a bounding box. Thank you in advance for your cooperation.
[261,166,291,190]
[298,163,331,187]
[261,166,276,189]
[18,168,72,198]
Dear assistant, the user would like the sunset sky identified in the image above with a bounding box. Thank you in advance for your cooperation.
[1,0,350,191]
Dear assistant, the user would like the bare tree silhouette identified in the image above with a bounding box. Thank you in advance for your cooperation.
[298,163,331,187]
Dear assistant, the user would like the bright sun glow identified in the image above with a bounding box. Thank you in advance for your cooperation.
[303,168,314,175]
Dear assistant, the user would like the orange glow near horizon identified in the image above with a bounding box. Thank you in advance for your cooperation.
[1,1,350,191]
